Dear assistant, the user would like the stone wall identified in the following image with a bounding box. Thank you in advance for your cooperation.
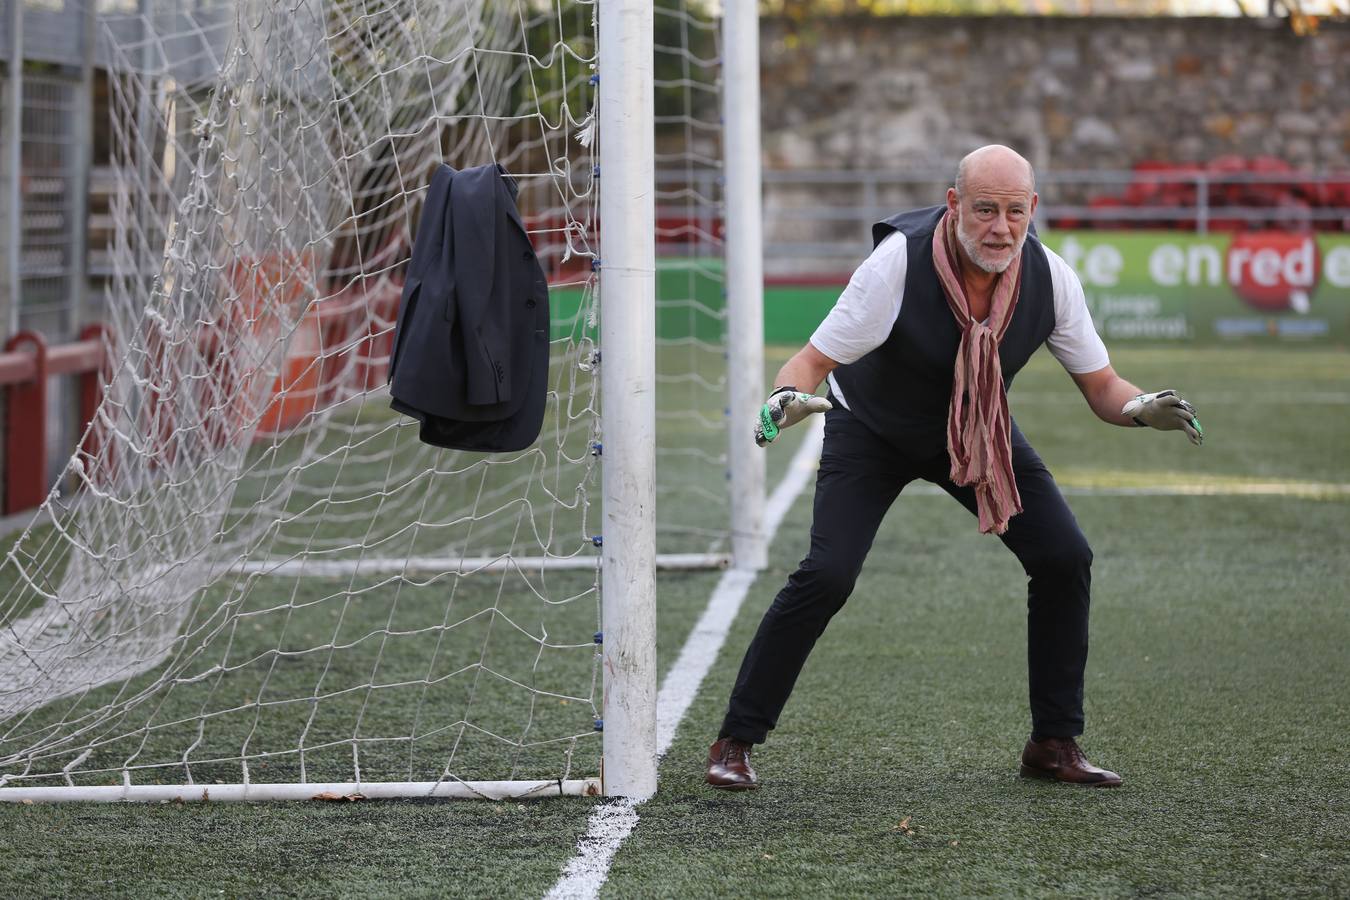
[759,16,1350,174]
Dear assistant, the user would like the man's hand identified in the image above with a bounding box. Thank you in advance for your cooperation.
[1122,389,1204,445]
[755,387,831,447]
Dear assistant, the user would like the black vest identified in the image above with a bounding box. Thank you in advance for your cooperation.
[829,205,1056,458]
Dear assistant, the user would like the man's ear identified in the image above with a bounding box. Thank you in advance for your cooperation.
[946,187,960,214]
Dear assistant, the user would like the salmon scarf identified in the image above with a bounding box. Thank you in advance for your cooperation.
[932,211,1023,535]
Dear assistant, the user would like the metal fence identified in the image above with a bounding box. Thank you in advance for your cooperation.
[13,73,78,336]
[748,168,1350,276]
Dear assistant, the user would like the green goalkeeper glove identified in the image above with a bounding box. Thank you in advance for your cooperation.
[1122,389,1204,446]
[755,386,832,447]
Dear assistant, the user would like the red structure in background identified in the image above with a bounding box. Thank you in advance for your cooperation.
[1,325,110,515]
[1050,156,1350,232]
[215,250,324,439]
[308,232,409,415]
[313,276,403,400]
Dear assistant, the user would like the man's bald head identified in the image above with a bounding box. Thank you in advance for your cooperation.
[954,145,1036,199]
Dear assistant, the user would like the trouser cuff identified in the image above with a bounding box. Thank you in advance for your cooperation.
[1030,722,1083,741]
[717,721,767,745]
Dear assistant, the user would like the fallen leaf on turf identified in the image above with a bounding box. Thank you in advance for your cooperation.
[893,816,914,834]
[950,840,959,847]
[311,791,365,802]
[762,854,775,860]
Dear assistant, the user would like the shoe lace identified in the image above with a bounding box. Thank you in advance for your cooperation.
[721,739,751,764]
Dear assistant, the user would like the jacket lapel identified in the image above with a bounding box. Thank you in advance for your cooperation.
[454,165,497,299]
[496,164,528,237]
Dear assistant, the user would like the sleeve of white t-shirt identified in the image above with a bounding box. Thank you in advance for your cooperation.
[808,231,908,365]
[1043,245,1111,374]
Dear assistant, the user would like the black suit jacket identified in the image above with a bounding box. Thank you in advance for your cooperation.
[388,163,550,451]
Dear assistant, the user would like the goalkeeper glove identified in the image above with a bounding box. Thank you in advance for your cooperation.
[755,386,831,447]
[1122,389,1204,446]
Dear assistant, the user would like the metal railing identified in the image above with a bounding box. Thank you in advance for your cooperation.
[658,168,1350,276]
[0,325,108,514]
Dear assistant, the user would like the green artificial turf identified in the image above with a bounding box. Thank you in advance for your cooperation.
[611,345,1350,898]
[1,345,1347,898]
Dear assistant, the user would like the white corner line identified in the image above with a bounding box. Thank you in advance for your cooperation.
[543,416,825,900]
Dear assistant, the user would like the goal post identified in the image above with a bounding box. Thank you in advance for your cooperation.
[598,0,658,799]
[723,0,767,572]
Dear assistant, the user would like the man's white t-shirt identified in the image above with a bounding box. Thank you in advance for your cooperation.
[809,232,1110,409]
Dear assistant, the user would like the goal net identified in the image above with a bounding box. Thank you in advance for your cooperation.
[0,0,729,800]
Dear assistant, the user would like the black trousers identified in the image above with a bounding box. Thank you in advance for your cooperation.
[720,403,1093,744]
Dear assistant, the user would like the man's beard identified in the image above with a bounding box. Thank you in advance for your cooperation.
[955,213,1026,274]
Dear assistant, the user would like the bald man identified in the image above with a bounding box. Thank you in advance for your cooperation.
[706,145,1202,790]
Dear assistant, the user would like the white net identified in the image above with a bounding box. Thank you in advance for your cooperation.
[0,0,727,796]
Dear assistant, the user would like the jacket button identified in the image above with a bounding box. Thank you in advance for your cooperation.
[526,298,537,308]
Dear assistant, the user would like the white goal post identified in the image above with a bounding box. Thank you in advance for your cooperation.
[0,0,765,803]
[597,0,658,800]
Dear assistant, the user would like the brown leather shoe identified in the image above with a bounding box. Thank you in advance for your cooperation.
[706,737,759,790]
[1020,737,1122,787]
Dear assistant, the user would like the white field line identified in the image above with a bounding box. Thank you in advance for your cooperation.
[1009,391,1350,405]
[1060,483,1350,497]
[543,416,826,900]
[544,800,641,900]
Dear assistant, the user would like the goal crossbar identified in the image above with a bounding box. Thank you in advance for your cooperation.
[227,553,730,578]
